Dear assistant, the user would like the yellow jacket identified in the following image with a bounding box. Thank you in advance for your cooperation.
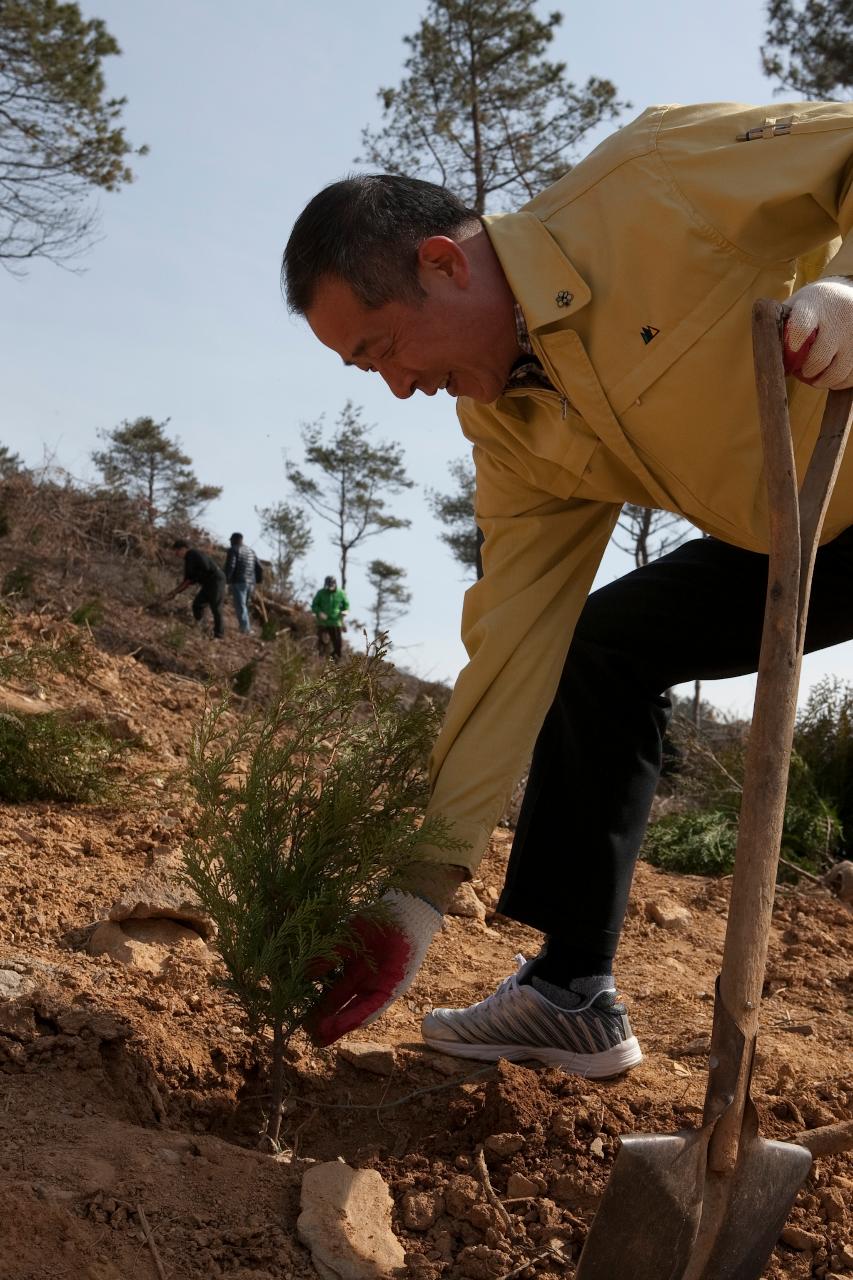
[424,100,853,873]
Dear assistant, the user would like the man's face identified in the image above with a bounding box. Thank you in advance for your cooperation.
[305,235,519,405]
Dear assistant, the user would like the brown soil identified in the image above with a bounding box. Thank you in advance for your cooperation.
[0,621,850,1279]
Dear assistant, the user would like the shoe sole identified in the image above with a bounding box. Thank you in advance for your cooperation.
[421,1033,643,1080]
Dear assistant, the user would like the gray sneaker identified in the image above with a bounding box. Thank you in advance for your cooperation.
[421,955,642,1078]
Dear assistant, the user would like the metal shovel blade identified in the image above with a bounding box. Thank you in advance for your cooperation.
[573,1129,709,1280]
[692,1106,813,1280]
[574,1110,811,1280]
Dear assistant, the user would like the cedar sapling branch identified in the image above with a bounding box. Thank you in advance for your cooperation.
[181,638,464,1147]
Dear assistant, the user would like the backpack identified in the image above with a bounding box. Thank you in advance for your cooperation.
[254,557,264,584]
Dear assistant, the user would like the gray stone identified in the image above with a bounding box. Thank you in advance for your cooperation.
[298,1161,405,1279]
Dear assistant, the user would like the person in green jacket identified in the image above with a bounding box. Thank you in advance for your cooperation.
[311,575,349,660]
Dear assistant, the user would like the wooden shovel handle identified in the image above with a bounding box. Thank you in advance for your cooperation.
[707,300,853,1173]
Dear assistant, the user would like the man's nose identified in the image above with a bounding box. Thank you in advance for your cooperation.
[382,367,415,399]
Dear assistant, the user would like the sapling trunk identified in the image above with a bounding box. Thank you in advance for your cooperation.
[266,1020,287,1148]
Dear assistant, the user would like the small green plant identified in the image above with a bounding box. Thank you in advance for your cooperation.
[162,622,189,653]
[232,660,257,697]
[794,676,853,850]
[643,809,738,876]
[273,632,309,696]
[0,612,89,684]
[260,619,278,642]
[70,599,104,627]
[3,565,32,596]
[182,640,463,1147]
[644,716,842,877]
[0,712,124,803]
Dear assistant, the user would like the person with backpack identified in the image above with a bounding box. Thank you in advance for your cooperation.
[167,540,226,639]
[224,532,263,635]
[311,575,349,659]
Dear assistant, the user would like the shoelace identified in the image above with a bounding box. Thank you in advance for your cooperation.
[466,955,528,1012]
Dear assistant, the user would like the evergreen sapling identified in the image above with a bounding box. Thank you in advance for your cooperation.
[182,641,463,1147]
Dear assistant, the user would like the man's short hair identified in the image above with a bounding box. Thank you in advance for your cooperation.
[282,174,480,315]
[230,532,243,545]
[172,539,189,550]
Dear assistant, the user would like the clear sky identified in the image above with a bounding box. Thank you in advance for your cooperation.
[3,0,852,716]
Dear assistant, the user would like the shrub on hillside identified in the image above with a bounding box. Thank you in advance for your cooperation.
[3,565,33,597]
[642,715,842,878]
[70,599,104,627]
[795,676,853,852]
[0,712,124,802]
[643,809,737,876]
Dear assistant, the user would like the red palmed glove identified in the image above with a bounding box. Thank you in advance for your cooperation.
[305,889,443,1047]
[783,276,853,389]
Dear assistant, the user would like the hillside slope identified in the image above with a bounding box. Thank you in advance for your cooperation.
[0,471,850,1279]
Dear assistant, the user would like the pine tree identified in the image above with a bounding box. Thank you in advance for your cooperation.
[613,505,690,570]
[255,500,313,594]
[426,457,480,577]
[0,0,145,271]
[367,560,412,640]
[92,417,221,527]
[0,446,23,478]
[762,0,853,98]
[359,0,626,214]
[286,401,413,589]
[182,641,463,1147]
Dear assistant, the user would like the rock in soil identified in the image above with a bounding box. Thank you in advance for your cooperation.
[447,882,487,921]
[87,918,213,973]
[644,898,693,931]
[108,876,214,938]
[298,1161,405,1279]
[338,1042,396,1076]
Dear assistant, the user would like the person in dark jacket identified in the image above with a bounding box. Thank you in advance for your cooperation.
[167,539,226,638]
[311,575,349,659]
[224,532,262,635]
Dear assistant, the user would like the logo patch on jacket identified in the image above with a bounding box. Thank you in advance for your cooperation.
[641,325,660,345]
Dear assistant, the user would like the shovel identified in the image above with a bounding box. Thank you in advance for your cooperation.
[574,298,853,1280]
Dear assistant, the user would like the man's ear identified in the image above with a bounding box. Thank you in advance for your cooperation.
[417,236,471,287]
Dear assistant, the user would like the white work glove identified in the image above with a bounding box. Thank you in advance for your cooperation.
[317,611,327,621]
[305,890,442,1045]
[783,276,853,389]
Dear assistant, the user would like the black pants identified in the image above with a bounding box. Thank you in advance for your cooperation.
[497,528,853,958]
[318,625,342,659]
[192,580,225,638]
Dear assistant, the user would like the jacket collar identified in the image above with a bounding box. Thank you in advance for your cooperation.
[483,210,591,333]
